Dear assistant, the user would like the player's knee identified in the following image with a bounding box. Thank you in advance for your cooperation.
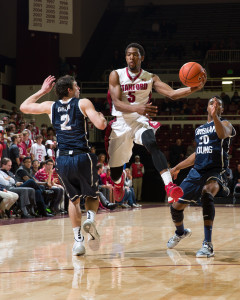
[110,166,124,182]
[170,205,184,223]
[142,129,157,151]
[201,192,215,221]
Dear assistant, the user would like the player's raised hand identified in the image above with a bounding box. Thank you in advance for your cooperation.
[135,103,158,119]
[41,75,56,94]
[210,97,219,118]
[195,69,207,91]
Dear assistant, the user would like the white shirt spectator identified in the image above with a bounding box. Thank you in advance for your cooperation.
[0,170,16,187]
[30,143,46,162]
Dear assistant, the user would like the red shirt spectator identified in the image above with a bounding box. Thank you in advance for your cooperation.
[100,169,114,185]
[18,141,28,163]
[131,156,144,178]
[35,167,54,182]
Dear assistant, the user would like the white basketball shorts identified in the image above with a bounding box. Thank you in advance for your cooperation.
[108,114,153,167]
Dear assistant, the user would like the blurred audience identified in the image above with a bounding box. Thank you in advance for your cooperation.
[169,138,185,167]
[131,155,144,202]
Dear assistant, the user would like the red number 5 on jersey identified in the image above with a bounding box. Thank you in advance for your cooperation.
[127,91,136,103]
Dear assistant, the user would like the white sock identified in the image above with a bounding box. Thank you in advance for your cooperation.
[87,210,95,222]
[114,178,121,184]
[73,227,83,242]
[161,170,173,186]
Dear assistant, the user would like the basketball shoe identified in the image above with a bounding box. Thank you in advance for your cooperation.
[83,215,100,251]
[113,172,126,202]
[196,241,214,258]
[165,182,184,203]
[72,237,85,256]
[149,120,161,135]
[167,228,192,249]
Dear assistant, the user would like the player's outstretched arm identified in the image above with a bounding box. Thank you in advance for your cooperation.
[170,153,196,180]
[153,73,206,100]
[20,75,55,115]
[80,98,107,130]
[109,71,158,117]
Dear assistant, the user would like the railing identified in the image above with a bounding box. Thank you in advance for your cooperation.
[104,115,240,126]
[79,79,240,94]
[205,50,240,63]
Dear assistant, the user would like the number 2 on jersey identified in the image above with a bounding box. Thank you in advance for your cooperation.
[60,114,72,130]
[127,91,136,103]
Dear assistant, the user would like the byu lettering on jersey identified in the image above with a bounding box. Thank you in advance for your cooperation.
[194,119,236,171]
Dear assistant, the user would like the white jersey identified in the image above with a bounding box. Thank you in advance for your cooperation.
[112,67,153,117]
[30,143,46,162]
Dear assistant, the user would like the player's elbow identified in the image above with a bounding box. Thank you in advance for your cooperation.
[98,121,107,130]
[20,103,29,114]
[217,133,228,140]
[94,120,107,130]
[169,93,179,101]
[114,102,122,111]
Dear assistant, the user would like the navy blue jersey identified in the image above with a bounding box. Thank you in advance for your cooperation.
[194,120,235,171]
[51,98,90,151]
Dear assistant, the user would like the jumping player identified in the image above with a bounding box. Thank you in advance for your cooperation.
[108,43,206,203]
[20,75,107,255]
[167,96,235,257]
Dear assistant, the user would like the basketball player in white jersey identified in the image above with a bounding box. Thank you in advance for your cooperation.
[108,43,207,203]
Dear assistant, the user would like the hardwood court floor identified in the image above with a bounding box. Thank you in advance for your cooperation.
[0,204,240,300]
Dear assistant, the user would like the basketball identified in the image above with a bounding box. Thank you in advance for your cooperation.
[179,62,205,87]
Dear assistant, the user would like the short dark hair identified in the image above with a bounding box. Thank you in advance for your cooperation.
[23,156,32,163]
[209,96,224,107]
[55,75,76,99]
[11,134,18,142]
[40,161,46,169]
[32,159,39,165]
[46,159,54,164]
[1,157,11,165]
[36,135,43,140]
[125,43,145,57]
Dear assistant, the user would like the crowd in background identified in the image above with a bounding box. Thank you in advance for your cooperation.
[91,92,240,118]
[0,106,142,219]
[0,96,239,219]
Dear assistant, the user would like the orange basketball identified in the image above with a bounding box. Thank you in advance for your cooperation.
[179,62,205,87]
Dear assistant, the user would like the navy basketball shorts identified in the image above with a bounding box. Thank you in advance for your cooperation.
[178,167,226,204]
[55,153,98,202]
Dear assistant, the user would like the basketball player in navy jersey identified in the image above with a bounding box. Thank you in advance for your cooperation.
[167,96,235,257]
[108,43,206,203]
[20,75,107,256]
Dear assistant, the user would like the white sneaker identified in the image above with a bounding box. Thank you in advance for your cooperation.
[167,228,192,249]
[83,219,100,251]
[196,241,214,258]
[120,203,129,208]
[72,238,85,256]
[132,203,142,208]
